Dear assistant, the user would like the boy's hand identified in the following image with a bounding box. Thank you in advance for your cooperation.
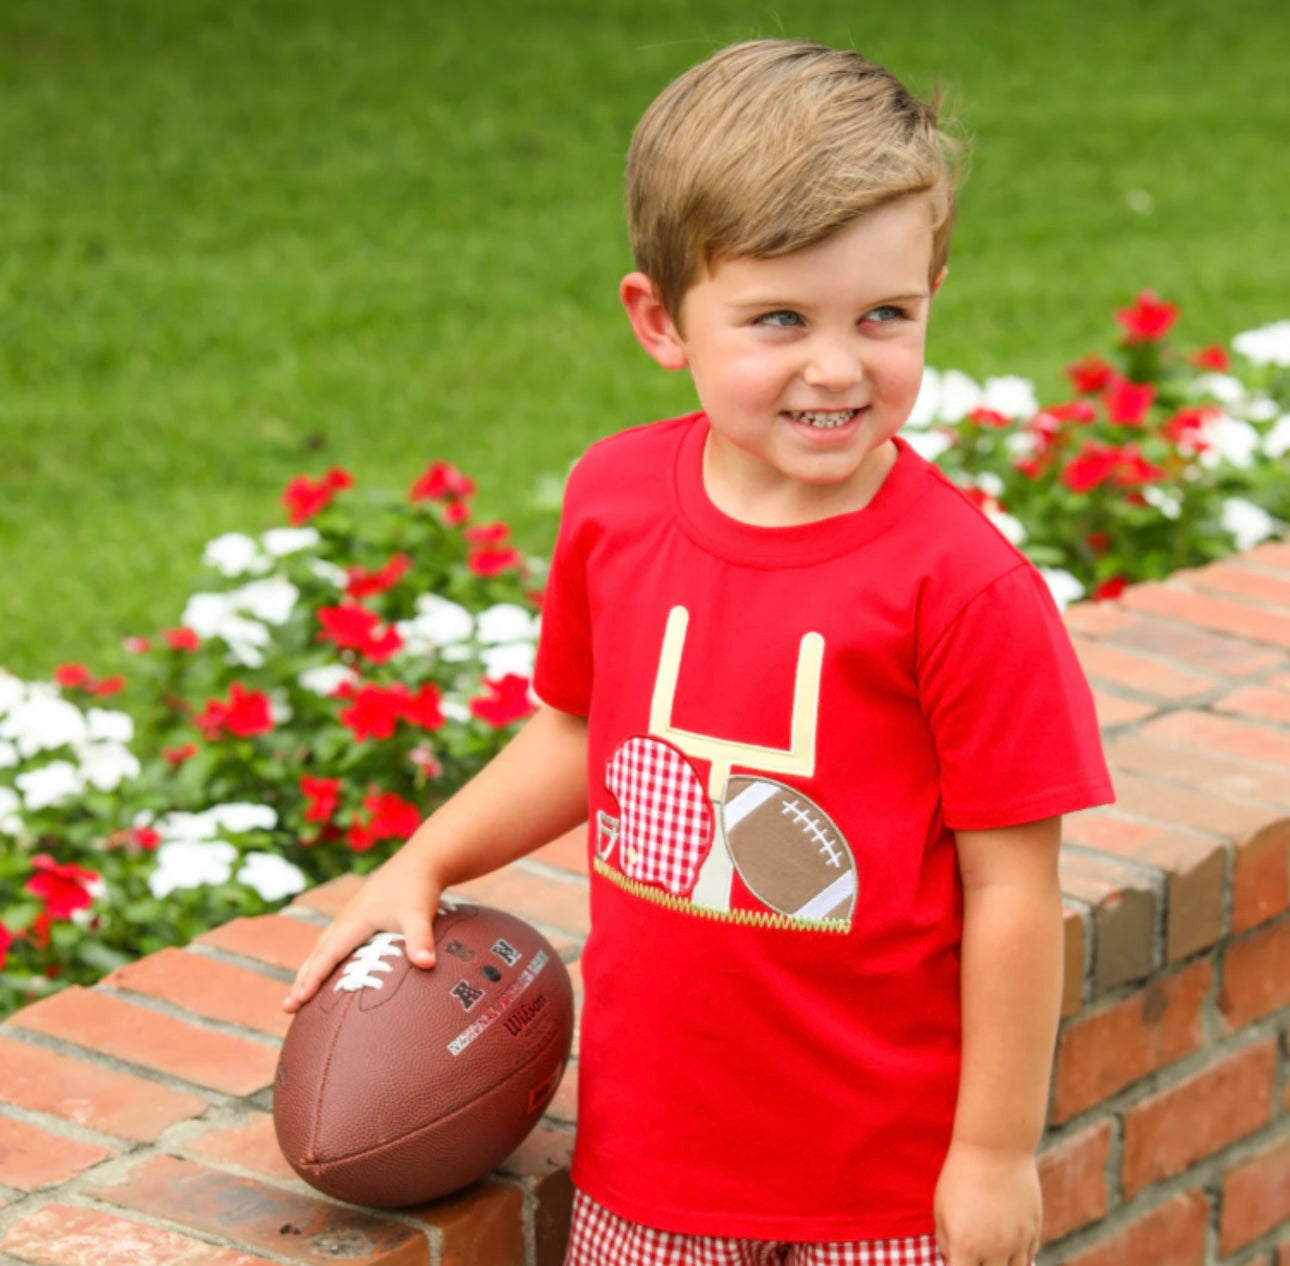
[282,846,444,1014]
[934,1140,1041,1266]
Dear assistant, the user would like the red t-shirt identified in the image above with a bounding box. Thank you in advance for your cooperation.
[534,413,1113,1240]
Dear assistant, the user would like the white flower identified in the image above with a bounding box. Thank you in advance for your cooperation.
[148,840,237,898]
[261,526,321,557]
[482,642,537,679]
[299,663,358,696]
[1005,430,1040,460]
[1221,498,1280,550]
[207,802,278,834]
[78,744,142,793]
[981,376,1039,419]
[236,852,307,901]
[231,577,299,626]
[86,708,134,745]
[179,594,273,667]
[307,558,349,588]
[1189,373,1248,408]
[1143,486,1183,520]
[902,430,953,462]
[1233,319,1290,367]
[975,471,1005,497]
[441,699,472,724]
[0,695,89,758]
[181,592,236,636]
[204,533,271,578]
[1263,415,1290,460]
[16,761,83,811]
[412,595,475,645]
[986,509,1026,546]
[1040,568,1086,611]
[907,368,940,429]
[1198,414,1261,470]
[1246,397,1279,423]
[0,672,25,717]
[476,603,538,645]
[0,740,18,768]
[0,785,22,835]
[937,370,983,423]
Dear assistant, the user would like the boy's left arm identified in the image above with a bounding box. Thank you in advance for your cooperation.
[935,815,1064,1266]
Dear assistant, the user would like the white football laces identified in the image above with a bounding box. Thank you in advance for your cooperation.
[334,932,406,992]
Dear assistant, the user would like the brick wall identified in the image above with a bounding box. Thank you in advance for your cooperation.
[1,541,1288,1266]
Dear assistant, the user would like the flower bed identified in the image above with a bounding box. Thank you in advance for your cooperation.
[1,296,1287,1019]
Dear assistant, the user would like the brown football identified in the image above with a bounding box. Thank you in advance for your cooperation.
[273,901,574,1208]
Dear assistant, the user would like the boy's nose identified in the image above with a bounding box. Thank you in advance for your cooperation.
[801,339,863,392]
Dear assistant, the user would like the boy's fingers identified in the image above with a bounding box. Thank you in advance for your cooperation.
[402,910,437,969]
[283,923,370,1012]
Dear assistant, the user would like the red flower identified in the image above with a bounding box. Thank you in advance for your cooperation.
[402,683,445,731]
[965,407,1011,429]
[54,663,91,689]
[163,742,199,767]
[337,683,408,742]
[1086,532,1112,555]
[346,553,412,600]
[124,636,152,655]
[443,501,472,526]
[410,461,476,504]
[1102,379,1156,426]
[1115,290,1179,343]
[90,675,125,697]
[1062,442,1122,493]
[468,547,522,578]
[282,467,354,525]
[470,674,536,727]
[132,827,161,851]
[1115,447,1168,487]
[1091,576,1129,602]
[165,627,201,651]
[301,776,343,824]
[464,521,511,545]
[25,855,101,920]
[0,923,12,971]
[1045,401,1099,425]
[1189,344,1230,372]
[347,791,422,850]
[317,604,404,663]
[1163,405,1216,453]
[1066,355,1116,395]
[195,682,275,740]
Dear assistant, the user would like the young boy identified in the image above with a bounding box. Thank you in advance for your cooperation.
[286,39,1113,1266]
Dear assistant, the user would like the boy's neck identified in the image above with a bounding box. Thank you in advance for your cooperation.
[700,431,900,528]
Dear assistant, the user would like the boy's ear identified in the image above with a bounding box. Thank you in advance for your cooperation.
[932,265,948,295]
[620,272,688,370]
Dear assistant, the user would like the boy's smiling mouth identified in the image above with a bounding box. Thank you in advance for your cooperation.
[783,409,863,430]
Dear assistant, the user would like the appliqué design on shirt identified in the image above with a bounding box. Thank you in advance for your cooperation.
[597,605,857,931]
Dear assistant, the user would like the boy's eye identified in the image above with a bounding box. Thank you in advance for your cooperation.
[865,305,908,324]
[754,310,802,328]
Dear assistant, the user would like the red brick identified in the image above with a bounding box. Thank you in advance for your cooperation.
[1069,633,1218,699]
[1090,687,1156,727]
[409,1179,525,1266]
[1271,671,1290,691]
[1144,710,1290,769]
[183,1112,300,1184]
[1064,813,1227,961]
[1059,1189,1209,1266]
[1182,559,1290,607]
[1038,1120,1111,1241]
[1233,821,1290,932]
[1105,733,1290,807]
[7,988,277,1096]
[0,1204,277,1266]
[291,873,365,916]
[1051,960,1211,1124]
[1119,583,1290,649]
[197,914,322,972]
[1221,1131,1290,1255]
[498,1125,575,1180]
[0,1116,115,1190]
[1058,850,1158,993]
[1216,683,1290,724]
[451,863,589,938]
[0,1033,207,1141]
[1108,769,1276,840]
[1220,919,1290,1030]
[532,825,590,876]
[86,1154,429,1265]
[1063,602,1138,637]
[1122,1037,1277,1197]
[104,947,290,1038]
[1102,614,1283,677]
[1246,540,1290,572]
[532,1167,575,1266]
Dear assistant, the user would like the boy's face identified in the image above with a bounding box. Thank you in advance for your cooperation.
[623,196,941,525]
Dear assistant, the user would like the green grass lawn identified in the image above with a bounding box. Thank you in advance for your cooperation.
[2,0,1287,678]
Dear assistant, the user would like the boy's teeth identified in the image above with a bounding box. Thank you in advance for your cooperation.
[789,410,856,429]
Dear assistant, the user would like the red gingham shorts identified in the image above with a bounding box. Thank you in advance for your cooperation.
[564,1190,947,1266]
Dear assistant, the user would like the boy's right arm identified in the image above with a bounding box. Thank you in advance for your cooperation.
[283,704,588,1012]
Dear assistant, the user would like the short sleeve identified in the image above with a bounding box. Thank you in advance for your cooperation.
[918,562,1114,831]
[532,475,594,717]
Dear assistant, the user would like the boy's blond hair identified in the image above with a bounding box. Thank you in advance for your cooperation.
[626,39,961,322]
